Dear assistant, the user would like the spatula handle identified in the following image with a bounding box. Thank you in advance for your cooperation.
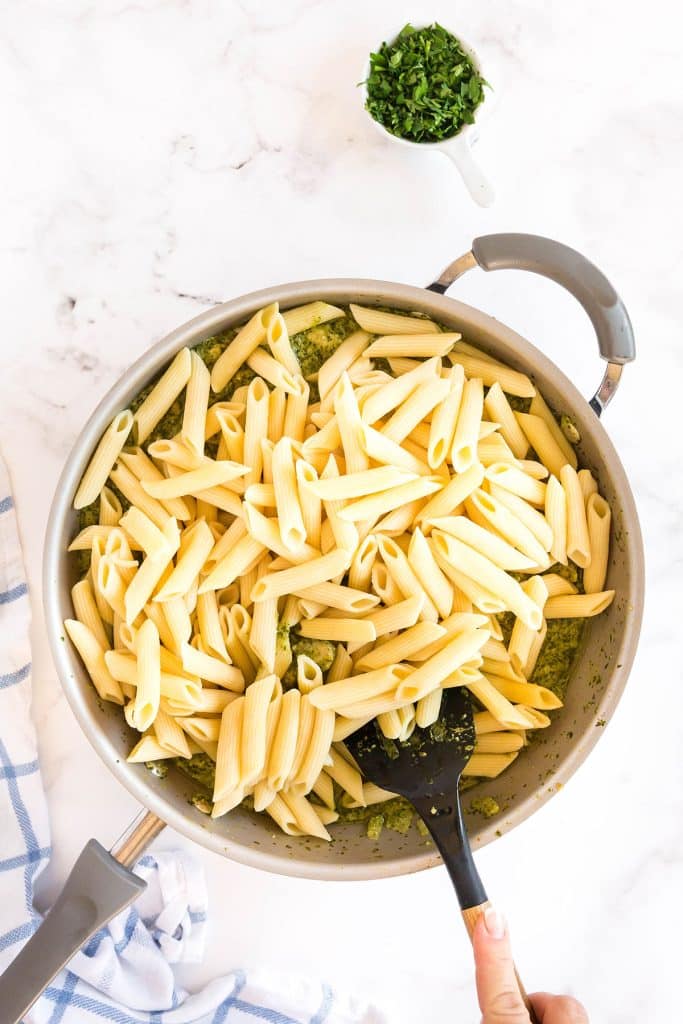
[462,900,540,1024]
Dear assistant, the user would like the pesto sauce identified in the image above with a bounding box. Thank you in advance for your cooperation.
[291,317,357,377]
[290,636,337,673]
[337,796,417,835]
[280,629,337,688]
[173,753,216,792]
[75,502,100,575]
[469,796,500,819]
[531,618,585,700]
[290,316,358,402]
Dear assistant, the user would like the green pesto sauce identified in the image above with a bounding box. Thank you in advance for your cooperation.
[74,502,100,574]
[280,627,337,688]
[469,796,500,819]
[496,561,584,701]
[290,316,358,402]
[291,636,337,672]
[292,317,357,376]
[531,618,585,700]
[337,796,417,836]
[505,395,532,414]
[173,752,216,792]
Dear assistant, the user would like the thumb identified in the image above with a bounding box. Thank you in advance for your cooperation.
[473,905,530,1024]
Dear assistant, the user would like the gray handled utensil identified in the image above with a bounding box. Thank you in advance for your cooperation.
[346,686,540,1024]
[0,811,164,1024]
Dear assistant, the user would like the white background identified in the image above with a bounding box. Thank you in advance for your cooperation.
[2,1,682,1020]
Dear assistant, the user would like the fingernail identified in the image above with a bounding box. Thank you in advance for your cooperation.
[483,905,506,939]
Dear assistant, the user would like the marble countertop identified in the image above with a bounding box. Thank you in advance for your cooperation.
[2,0,681,1019]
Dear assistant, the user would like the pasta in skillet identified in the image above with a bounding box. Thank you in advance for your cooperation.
[66,300,615,840]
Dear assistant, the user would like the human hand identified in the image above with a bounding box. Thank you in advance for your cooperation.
[472,905,588,1023]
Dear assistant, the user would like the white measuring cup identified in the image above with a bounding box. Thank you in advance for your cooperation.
[361,24,495,207]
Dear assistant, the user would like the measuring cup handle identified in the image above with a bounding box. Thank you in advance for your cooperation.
[428,233,635,415]
[441,137,495,208]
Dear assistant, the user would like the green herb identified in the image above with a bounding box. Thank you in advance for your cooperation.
[366,814,385,840]
[364,23,487,143]
[469,796,500,819]
[560,413,581,445]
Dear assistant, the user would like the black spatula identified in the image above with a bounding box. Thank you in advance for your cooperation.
[346,686,538,1022]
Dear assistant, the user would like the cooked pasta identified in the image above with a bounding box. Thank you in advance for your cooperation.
[583,493,611,593]
[66,298,616,840]
[74,411,133,510]
[133,348,192,445]
[349,304,439,336]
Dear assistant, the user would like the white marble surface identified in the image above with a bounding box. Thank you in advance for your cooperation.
[2,0,682,1019]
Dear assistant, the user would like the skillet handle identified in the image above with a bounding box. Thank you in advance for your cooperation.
[427,233,635,416]
[0,840,145,1024]
[0,811,164,1024]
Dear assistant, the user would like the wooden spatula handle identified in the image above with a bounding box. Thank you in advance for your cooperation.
[462,900,540,1024]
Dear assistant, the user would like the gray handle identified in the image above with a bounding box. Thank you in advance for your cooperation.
[0,840,145,1024]
[471,234,635,365]
[428,233,636,415]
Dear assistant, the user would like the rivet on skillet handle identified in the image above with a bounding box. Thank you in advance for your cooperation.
[427,233,636,417]
[0,810,164,1024]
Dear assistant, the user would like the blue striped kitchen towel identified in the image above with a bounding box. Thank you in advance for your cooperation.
[0,455,384,1024]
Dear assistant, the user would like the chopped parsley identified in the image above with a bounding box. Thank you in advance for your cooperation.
[365,24,487,143]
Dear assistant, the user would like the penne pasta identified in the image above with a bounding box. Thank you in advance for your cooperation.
[431,532,542,629]
[133,348,192,445]
[376,535,439,622]
[283,376,310,443]
[247,348,298,394]
[416,462,485,526]
[483,383,529,458]
[211,304,279,393]
[99,486,123,527]
[544,591,615,618]
[333,372,368,474]
[578,468,598,504]
[318,330,370,401]
[356,621,446,671]
[349,304,439,336]
[297,617,376,643]
[545,474,568,565]
[363,333,460,358]
[448,352,535,398]
[485,462,546,507]
[339,476,442,524]
[406,527,453,618]
[381,376,450,445]
[560,464,591,568]
[64,619,124,704]
[361,356,440,425]
[251,548,350,603]
[74,410,134,510]
[428,364,465,468]
[181,351,210,457]
[528,392,578,468]
[583,493,611,593]
[131,618,161,732]
[515,412,571,479]
[486,673,563,711]
[461,752,519,778]
[281,301,344,337]
[425,516,537,572]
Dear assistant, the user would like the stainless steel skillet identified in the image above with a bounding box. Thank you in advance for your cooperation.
[0,234,643,1023]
